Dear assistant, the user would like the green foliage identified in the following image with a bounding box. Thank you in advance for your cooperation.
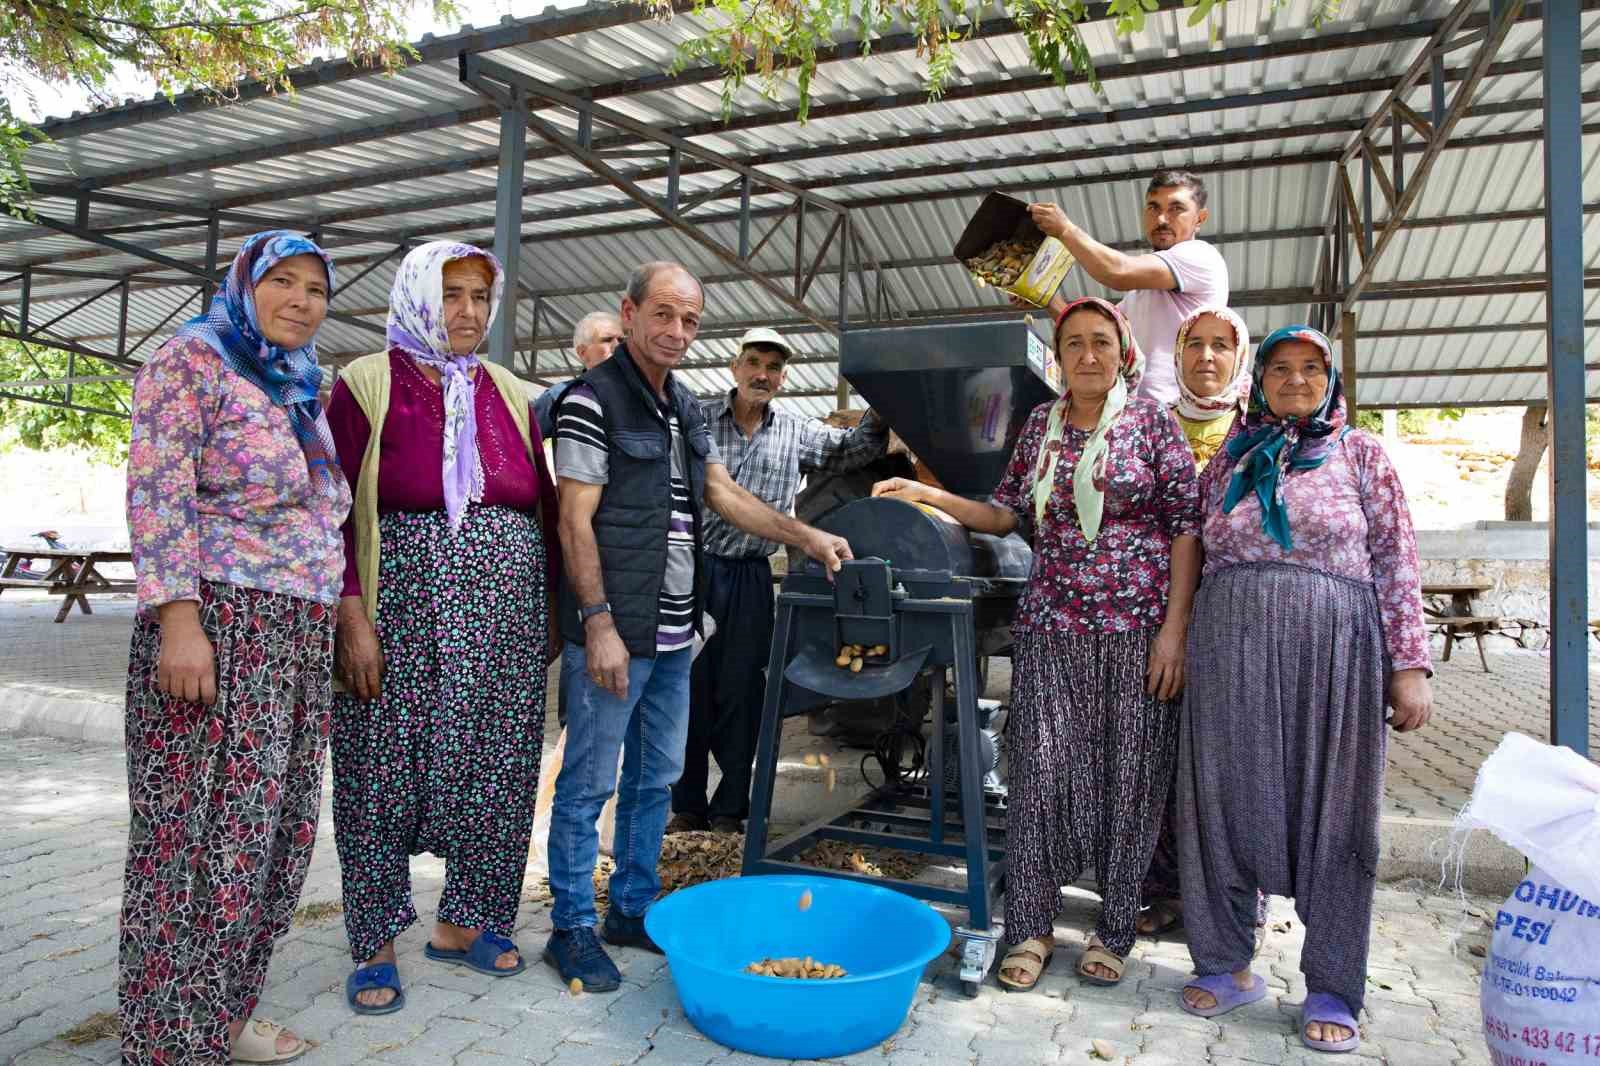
[0,340,132,463]
[662,0,1342,118]
[1354,406,1464,435]
[1,0,454,215]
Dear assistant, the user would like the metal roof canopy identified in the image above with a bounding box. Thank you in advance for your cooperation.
[0,0,1588,747]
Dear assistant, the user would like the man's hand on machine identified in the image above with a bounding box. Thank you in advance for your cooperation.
[871,477,931,504]
[799,528,853,578]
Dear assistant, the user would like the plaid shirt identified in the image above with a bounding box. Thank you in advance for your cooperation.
[702,391,889,558]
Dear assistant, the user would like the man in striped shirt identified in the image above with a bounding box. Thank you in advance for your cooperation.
[545,262,854,994]
[668,327,889,835]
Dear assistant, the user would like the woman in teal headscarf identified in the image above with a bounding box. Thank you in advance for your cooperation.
[874,297,1201,991]
[1175,325,1433,1054]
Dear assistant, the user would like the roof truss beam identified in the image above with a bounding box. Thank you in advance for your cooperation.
[461,54,864,336]
[1333,0,1530,312]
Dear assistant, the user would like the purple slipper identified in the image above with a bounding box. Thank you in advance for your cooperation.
[1300,992,1361,1053]
[1181,973,1267,1017]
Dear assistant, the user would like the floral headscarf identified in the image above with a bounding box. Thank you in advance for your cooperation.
[173,230,340,496]
[1173,306,1251,423]
[1031,296,1144,543]
[1221,325,1351,551]
[385,241,506,531]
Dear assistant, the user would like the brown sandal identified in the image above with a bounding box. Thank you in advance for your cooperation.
[996,937,1053,992]
[1078,937,1127,987]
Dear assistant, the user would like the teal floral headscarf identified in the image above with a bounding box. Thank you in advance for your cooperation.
[1221,325,1351,551]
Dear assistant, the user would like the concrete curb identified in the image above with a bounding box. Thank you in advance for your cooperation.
[0,684,122,747]
[1379,814,1524,897]
[0,681,1526,896]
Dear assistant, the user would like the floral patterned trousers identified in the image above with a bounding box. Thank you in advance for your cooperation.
[118,581,334,1066]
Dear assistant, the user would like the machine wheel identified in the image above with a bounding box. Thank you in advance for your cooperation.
[960,978,982,998]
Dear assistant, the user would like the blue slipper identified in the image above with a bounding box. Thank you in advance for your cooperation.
[346,962,405,1015]
[1181,973,1266,1017]
[1300,991,1361,1053]
[423,930,526,977]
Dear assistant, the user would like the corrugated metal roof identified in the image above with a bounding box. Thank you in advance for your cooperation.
[3,0,1597,414]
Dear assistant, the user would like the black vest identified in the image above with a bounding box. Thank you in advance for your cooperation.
[557,344,711,658]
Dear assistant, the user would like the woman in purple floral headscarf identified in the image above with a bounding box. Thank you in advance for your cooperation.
[122,230,349,1065]
[325,241,561,1014]
[1175,326,1432,1055]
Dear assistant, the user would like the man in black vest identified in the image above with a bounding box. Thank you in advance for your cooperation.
[545,261,852,993]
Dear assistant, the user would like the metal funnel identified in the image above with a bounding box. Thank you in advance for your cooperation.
[838,320,1059,498]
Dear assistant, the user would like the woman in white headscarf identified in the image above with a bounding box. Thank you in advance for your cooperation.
[325,241,562,1014]
[874,297,1200,991]
[1138,305,1252,936]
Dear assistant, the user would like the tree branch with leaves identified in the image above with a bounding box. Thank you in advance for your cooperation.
[660,0,1342,120]
[1,0,453,217]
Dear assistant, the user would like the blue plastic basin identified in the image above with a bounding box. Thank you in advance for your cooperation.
[644,875,951,1060]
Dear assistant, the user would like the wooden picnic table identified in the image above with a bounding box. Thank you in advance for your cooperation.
[0,546,135,623]
[1419,580,1542,671]
[1420,581,1494,619]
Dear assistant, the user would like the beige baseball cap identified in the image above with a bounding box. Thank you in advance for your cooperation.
[737,326,792,359]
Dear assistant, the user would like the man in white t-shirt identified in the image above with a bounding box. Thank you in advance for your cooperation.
[1030,169,1230,406]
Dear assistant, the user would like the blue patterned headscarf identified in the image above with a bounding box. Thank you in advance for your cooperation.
[173,230,340,495]
[1221,325,1351,551]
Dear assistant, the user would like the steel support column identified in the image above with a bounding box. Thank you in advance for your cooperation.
[1340,312,1358,419]
[1543,0,1589,755]
[489,100,527,369]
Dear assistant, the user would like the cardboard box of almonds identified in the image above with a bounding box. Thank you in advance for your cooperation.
[954,191,1076,307]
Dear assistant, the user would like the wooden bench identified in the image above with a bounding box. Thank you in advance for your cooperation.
[1432,616,1501,671]
[0,547,135,623]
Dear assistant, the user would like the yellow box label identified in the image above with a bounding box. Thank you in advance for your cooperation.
[1008,236,1076,307]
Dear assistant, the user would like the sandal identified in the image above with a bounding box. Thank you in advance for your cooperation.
[1077,937,1126,987]
[345,961,405,1015]
[1300,991,1361,1053]
[995,937,1053,992]
[1181,972,1266,1017]
[424,930,526,977]
[1137,898,1184,937]
[232,1019,308,1064]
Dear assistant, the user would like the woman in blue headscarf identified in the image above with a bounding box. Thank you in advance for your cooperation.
[1174,326,1433,1055]
[122,231,350,1064]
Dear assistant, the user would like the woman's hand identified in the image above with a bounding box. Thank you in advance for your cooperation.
[1388,669,1433,732]
[872,477,931,504]
[1146,619,1186,701]
[336,595,384,700]
[156,600,216,705]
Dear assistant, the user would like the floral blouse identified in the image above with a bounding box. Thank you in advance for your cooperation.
[1199,429,1431,672]
[992,397,1201,635]
[127,336,351,611]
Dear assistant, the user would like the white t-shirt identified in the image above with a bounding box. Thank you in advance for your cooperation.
[1118,238,1230,406]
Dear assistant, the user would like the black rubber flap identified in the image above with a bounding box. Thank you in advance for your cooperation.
[783,643,933,701]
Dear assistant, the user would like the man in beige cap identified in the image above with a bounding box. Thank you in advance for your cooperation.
[668,326,889,833]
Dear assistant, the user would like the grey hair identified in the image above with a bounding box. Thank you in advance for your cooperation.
[573,311,622,350]
[625,261,703,309]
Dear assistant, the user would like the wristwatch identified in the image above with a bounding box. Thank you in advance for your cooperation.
[578,601,613,624]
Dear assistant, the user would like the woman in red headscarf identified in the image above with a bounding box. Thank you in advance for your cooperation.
[874,297,1200,991]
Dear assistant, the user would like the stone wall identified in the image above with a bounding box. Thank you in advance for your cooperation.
[1416,523,1600,630]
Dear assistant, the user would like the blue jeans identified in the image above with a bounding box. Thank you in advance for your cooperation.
[549,640,692,930]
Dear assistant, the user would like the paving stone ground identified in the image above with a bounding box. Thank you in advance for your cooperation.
[0,732,1507,1066]
[4,593,1579,1065]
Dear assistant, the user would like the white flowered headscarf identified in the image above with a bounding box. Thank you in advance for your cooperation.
[1173,305,1251,423]
[385,241,505,531]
